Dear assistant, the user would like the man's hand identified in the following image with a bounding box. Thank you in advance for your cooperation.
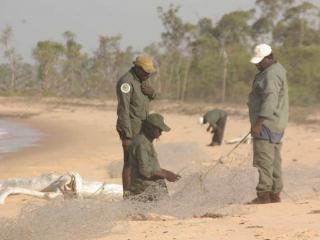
[252,123,262,136]
[163,170,181,182]
[251,117,265,136]
[123,190,131,200]
[206,124,215,133]
[141,81,155,97]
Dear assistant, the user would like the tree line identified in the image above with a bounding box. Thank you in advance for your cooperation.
[0,0,319,105]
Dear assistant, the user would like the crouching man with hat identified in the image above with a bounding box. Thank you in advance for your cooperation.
[127,113,181,201]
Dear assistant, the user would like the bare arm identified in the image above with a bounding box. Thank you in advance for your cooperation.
[153,169,181,182]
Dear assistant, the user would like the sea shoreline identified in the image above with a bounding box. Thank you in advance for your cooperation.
[0,118,43,157]
[0,97,319,240]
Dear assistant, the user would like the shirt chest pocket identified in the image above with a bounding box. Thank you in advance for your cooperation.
[131,85,148,107]
[253,77,266,95]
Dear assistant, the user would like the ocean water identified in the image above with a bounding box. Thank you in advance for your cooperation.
[0,119,42,157]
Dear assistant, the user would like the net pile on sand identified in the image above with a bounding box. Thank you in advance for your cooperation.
[1,143,319,239]
[0,151,258,240]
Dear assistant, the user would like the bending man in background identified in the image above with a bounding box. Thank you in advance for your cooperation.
[199,109,228,146]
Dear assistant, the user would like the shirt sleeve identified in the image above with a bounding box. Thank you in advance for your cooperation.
[136,144,157,179]
[259,71,281,119]
[146,79,157,101]
[116,82,132,138]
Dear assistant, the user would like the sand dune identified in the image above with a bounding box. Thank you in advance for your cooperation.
[0,97,319,240]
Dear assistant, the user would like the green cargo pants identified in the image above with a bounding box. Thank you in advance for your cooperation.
[253,139,283,193]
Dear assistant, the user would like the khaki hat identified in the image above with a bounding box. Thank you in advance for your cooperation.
[250,44,272,64]
[146,113,170,132]
[133,54,157,74]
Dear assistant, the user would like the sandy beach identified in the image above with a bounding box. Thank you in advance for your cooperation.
[0,97,319,240]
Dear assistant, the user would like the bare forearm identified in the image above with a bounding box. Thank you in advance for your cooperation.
[255,117,265,126]
[252,117,266,135]
[152,170,166,179]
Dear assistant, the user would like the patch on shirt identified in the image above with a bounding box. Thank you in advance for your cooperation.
[120,83,131,93]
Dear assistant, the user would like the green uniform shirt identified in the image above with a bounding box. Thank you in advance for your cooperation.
[116,68,155,139]
[128,133,164,195]
[248,62,289,133]
[204,109,227,125]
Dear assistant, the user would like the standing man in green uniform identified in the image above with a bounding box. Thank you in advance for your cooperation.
[128,113,181,201]
[199,109,228,146]
[248,44,289,204]
[116,54,157,196]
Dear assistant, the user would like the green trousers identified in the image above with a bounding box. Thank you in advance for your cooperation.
[253,139,283,193]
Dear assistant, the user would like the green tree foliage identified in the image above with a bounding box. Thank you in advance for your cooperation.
[0,1,319,105]
[88,35,133,97]
[33,41,64,93]
[0,26,22,91]
[61,31,86,96]
[213,10,254,46]
[187,24,222,100]
[252,0,294,42]
[273,1,320,46]
[276,46,320,105]
[155,5,196,100]
[213,10,254,102]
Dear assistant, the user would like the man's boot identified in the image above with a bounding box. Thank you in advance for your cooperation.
[207,141,220,147]
[248,191,271,204]
[270,192,281,203]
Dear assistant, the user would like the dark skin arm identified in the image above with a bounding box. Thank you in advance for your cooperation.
[252,117,265,136]
[153,169,181,182]
[141,81,155,98]
[206,124,215,133]
[121,138,132,149]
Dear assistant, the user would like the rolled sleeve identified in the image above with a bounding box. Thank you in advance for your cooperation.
[259,72,280,119]
[146,80,157,101]
[136,144,155,179]
[117,84,132,138]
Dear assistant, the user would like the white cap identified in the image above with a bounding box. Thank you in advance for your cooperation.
[250,44,272,64]
[198,117,204,125]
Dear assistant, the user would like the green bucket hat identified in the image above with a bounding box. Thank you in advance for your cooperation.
[146,113,171,132]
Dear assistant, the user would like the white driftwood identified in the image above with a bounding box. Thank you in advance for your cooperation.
[0,187,61,204]
[0,172,123,204]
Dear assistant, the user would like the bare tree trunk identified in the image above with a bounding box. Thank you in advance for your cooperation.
[9,59,16,90]
[181,58,191,101]
[167,56,175,97]
[299,17,305,47]
[43,65,50,91]
[156,67,162,94]
[0,27,20,91]
[175,56,182,100]
[221,48,229,103]
[4,45,17,91]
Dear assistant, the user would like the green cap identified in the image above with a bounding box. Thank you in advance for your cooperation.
[146,113,171,132]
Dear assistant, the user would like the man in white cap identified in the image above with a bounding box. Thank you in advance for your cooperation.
[248,44,289,204]
[116,54,157,197]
